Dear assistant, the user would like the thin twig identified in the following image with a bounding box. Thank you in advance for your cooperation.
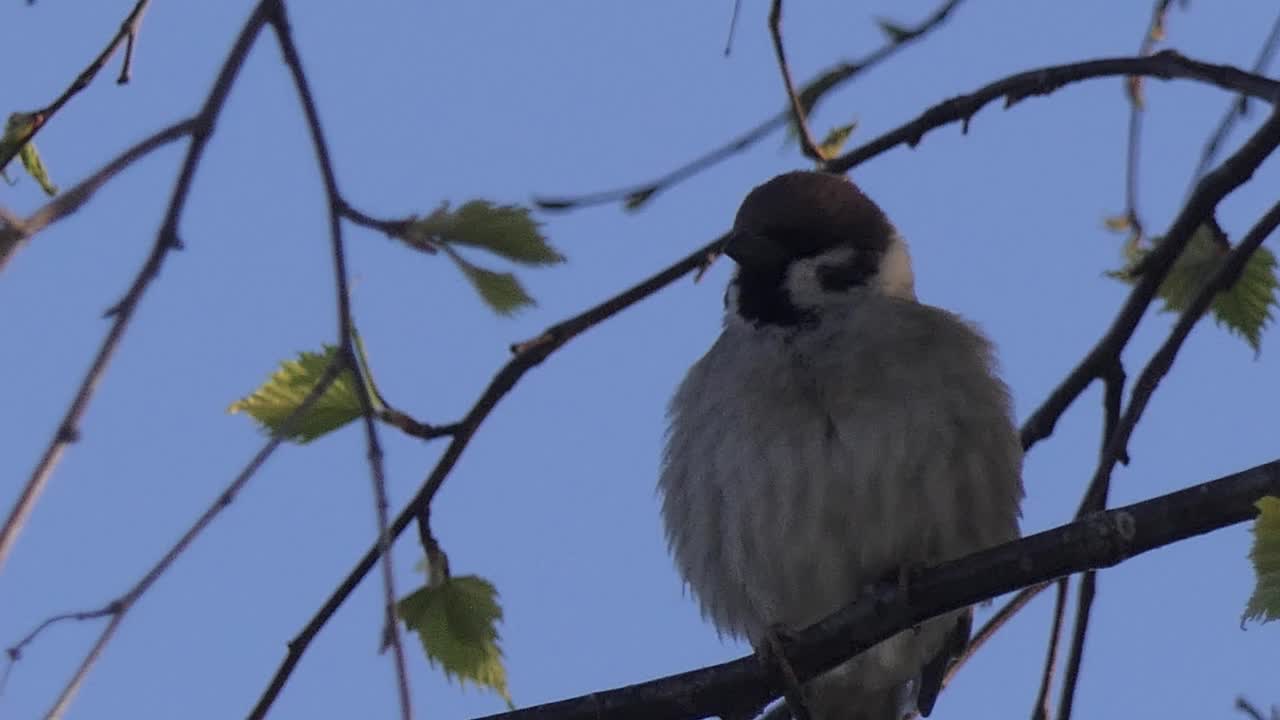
[0,0,154,173]
[248,232,727,719]
[769,0,823,161]
[824,50,1280,174]
[1054,572,1096,720]
[1030,579,1070,720]
[378,406,462,441]
[1020,105,1280,452]
[723,0,743,57]
[337,199,414,240]
[533,0,965,211]
[472,458,1280,720]
[1192,8,1280,185]
[1236,697,1278,720]
[0,1,273,577]
[266,2,412,716]
[37,360,342,719]
[0,118,197,272]
[1118,0,1176,246]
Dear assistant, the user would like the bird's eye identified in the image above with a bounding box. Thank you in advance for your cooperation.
[816,250,881,292]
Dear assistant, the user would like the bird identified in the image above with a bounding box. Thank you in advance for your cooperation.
[658,170,1023,720]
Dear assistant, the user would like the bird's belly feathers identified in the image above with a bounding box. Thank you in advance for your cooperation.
[659,323,1021,692]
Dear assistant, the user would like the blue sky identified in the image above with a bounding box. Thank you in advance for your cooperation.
[1,1,1277,718]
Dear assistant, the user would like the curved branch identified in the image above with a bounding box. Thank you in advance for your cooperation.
[247,233,727,718]
[0,0,271,617]
[1020,106,1280,451]
[824,50,1280,174]
[0,0,153,172]
[533,0,966,212]
[474,459,1280,720]
[265,2,412,715]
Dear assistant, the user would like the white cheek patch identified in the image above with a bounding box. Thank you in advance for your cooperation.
[784,247,858,308]
[876,233,916,300]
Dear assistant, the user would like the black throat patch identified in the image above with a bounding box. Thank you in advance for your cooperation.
[730,247,883,328]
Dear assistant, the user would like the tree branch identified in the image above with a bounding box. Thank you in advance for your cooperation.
[247,232,727,718]
[824,50,1280,174]
[1021,105,1280,452]
[0,0,153,173]
[22,356,344,719]
[533,0,966,212]
[265,2,412,715]
[1192,8,1280,185]
[473,459,1280,720]
[769,0,823,162]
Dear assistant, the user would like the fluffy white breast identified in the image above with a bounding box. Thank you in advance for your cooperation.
[659,292,1022,696]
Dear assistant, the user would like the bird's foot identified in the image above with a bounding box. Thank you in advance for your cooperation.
[755,623,812,720]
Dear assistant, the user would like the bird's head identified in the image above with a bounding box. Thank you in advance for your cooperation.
[724,171,915,328]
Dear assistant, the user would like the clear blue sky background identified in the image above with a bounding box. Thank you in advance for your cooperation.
[2,2,1277,718]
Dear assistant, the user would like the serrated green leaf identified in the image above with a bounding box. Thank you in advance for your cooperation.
[228,345,365,443]
[2,113,57,195]
[875,17,913,43]
[411,200,562,265]
[1109,223,1279,352]
[398,575,512,706]
[817,122,857,159]
[442,245,535,315]
[1243,496,1280,625]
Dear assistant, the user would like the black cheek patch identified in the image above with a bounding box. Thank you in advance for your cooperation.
[816,249,881,292]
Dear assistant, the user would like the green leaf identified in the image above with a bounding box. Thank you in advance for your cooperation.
[2,113,58,196]
[441,245,535,315]
[398,575,512,706]
[411,200,562,265]
[875,17,914,43]
[1109,222,1279,352]
[817,122,857,159]
[1243,496,1280,625]
[228,345,367,443]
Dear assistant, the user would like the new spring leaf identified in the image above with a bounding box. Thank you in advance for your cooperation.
[1243,496,1280,625]
[228,346,367,443]
[398,575,512,706]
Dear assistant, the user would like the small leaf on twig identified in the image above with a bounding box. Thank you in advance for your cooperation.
[442,245,535,315]
[816,122,857,160]
[1242,496,1280,625]
[1103,214,1132,233]
[1108,223,1279,353]
[410,200,562,265]
[1,113,58,196]
[229,345,368,443]
[398,575,512,706]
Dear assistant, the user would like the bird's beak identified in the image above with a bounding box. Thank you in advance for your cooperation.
[723,229,788,268]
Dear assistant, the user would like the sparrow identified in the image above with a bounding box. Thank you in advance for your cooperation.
[659,171,1023,720]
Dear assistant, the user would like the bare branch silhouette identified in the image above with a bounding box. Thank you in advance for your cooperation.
[1192,9,1280,185]
[265,2,411,715]
[769,0,823,162]
[533,0,966,212]
[472,458,1280,720]
[0,1,273,576]
[0,0,153,173]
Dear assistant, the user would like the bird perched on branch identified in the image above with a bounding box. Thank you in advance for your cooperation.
[659,171,1023,720]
